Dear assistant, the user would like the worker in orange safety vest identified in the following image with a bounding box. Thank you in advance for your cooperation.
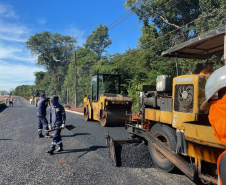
[199,61,214,75]
[200,66,226,185]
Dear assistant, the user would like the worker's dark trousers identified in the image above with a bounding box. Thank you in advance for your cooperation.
[50,129,63,151]
[37,116,49,136]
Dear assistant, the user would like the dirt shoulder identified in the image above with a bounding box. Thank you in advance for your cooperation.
[64,105,84,113]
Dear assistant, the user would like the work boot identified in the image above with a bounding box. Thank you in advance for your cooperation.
[45,134,53,138]
[38,133,44,138]
[56,147,64,152]
[46,150,54,155]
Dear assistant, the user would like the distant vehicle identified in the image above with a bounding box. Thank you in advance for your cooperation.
[30,90,45,107]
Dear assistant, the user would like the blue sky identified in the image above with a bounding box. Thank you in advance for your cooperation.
[0,0,142,92]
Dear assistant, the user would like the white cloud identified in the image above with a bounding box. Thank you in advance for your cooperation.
[0,20,30,42]
[38,18,47,25]
[66,25,86,46]
[0,3,18,19]
[0,60,45,91]
[0,42,35,63]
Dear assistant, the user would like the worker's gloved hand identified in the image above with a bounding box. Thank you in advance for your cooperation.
[48,124,52,130]
[60,124,65,129]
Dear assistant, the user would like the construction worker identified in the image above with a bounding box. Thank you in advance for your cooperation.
[37,93,52,138]
[5,97,7,106]
[108,80,117,93]
[9,97,13,107]
[199,61,214,75]
[193,63,204,74]
[200,66,226,185]
[46,95,66,155]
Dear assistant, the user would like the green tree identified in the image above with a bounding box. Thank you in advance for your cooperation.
[34,71,47,90]
[125,0,201,45]
[85,24,112,60]
[62,47,99,105]
[26,31,77,95]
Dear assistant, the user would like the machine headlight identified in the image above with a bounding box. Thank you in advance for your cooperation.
[111,101,115,104]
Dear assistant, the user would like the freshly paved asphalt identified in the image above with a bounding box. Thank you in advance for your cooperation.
[0,97,197,185]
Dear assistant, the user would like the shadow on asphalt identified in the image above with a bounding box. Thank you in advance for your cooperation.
[54,145,107,158]
[0,106,7,113]
[62,133,91,137]
[0,139,12,140]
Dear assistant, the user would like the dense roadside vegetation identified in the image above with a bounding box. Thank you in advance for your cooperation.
[13,0,226,111]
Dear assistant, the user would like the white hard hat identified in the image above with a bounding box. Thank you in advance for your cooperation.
[200,66,226,111]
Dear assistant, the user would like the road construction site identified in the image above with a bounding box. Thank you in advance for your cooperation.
[0,97,198,185]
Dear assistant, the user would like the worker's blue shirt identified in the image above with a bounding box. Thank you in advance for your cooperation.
[37,98,49,117]
[49,103,66,127]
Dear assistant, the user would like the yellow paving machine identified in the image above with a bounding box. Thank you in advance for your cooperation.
[84,74,132,127]
[106,27,226,184]
[30,90,45,107]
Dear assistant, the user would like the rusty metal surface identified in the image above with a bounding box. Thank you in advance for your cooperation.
[187,141,224,164]
[100,93,132,102]
[199,173,217,184]
[183,123,226,148]
[186,136,226,149]
[126,125,195,181]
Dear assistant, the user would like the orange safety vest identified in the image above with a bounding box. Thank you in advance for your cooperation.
[199,69,213,75]
[217,150,226,185]
[208,94,226,144]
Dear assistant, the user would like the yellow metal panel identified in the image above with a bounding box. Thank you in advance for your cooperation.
[156,111,161,122]
[145,109,156,121]
[160,111,172,124]
[183,123,226,148]
[172,75,198,129]
[92,102,100,121]
[172,75,210,130]
[187,142,224,164]
[145,109,172,124]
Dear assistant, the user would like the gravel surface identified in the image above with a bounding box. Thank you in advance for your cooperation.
[0,97,198,185]
[116,143,154,168]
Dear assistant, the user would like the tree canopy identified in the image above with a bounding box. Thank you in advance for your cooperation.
[15,2,226,111]
[85,24,112,60]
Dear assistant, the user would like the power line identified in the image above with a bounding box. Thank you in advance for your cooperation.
[110,0,183,43]
[107,1,139,31]
[139,4,226,48]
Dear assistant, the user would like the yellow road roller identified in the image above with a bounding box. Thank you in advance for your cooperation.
[84,74,132,127]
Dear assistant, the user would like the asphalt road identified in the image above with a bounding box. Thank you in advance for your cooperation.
[0,97,197,185]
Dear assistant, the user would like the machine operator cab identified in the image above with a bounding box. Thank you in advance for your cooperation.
[91,74,121,102]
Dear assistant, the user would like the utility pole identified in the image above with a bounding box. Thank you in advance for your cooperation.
[75,50,78,107]
[67,86,69,105]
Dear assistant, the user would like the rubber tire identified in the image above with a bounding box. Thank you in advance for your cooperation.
[148,123,177,172]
